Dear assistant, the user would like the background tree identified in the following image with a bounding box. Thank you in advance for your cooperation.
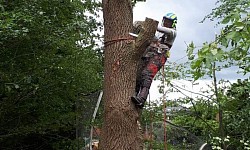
[222,79,250,149]
[0,0,102,149]
[167,0,250,149]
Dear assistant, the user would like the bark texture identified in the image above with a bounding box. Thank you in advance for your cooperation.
[100,0,158,149]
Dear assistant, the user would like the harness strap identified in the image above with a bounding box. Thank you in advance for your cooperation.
[159,34,172,48]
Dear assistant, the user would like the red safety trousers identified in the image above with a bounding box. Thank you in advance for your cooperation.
[132,45,169,109]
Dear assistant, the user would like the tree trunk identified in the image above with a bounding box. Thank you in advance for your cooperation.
[100,0,158,149]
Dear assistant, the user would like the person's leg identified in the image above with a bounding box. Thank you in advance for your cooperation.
[134,51,150,96]
[132,53,168,109]
[131,62,159,109]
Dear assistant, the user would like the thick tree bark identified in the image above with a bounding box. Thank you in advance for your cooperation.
[100,0,158,149]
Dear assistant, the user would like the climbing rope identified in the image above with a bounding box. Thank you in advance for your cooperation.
[104,36,135,47]
[148,64,167,150]
[148,92,153,150]
[162,64,167,150]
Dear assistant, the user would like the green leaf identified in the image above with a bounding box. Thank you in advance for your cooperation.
[234,32,242,43]
[211,48,218,55]
[191,59,202,69]
[187,42,195,60]
[226,31,237,39]
[235,21,245,30]
[221,15,231,24]
[220,37,228,47]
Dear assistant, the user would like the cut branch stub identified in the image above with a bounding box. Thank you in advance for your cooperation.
[134,17,158,59]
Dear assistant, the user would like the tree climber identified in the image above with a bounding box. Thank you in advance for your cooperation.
[131,13,177,109]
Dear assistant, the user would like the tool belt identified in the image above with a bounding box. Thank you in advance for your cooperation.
[142,43,170,60]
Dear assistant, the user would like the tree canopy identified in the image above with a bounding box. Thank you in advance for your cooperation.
[0,0,102,149]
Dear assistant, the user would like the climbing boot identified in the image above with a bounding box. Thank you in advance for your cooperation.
[131,96,146,109]
[131,87,149,109]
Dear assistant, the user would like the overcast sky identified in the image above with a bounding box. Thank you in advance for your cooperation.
[132,0,248,101]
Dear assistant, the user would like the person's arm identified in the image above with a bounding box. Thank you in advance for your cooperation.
[157,25,175,35]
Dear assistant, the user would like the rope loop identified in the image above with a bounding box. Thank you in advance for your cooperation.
[104,36,135,47]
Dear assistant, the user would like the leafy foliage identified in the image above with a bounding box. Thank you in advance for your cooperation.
[0,0,102,149]
[222,79,250,149]
[187,0,250,80]
[183,1,250,147]
[131,0,147,6]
